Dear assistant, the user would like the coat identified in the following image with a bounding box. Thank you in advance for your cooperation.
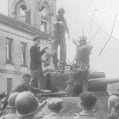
[30,45,46,71]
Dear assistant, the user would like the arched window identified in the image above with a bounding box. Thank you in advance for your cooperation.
[39,1,52,33]
[41,6,47,17]
[20,4,27,16]
[14,1,27,22]
[18,4,27,22]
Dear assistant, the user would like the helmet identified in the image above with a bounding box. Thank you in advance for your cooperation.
[8,92,19,107]
[15,91,39,117]
[58,8,65,15]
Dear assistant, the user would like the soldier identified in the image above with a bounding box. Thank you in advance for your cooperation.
[0,92,19,119]
[74,36,93,91]
[66,36,93,95]
[30,35,47,89]
[52,8,69,71]
[15,91,47,119]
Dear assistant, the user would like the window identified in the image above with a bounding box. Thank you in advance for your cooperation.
[21,42,27,66]
[20,5,27,16]
[41,6,47,17]
[41,21,47,32]
[17,4,27,22]
[6,38,13,64]
[7,78,12,94]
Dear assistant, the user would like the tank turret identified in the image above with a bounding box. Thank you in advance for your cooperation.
[45,71,119,94]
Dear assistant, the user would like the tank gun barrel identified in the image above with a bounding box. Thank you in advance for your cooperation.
[89,77,119,84]
[88,77,119,91]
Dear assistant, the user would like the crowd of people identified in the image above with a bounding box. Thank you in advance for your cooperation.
[0,87,98,119]
[0,86,119,119]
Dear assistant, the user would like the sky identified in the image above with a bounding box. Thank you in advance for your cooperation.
[1,0,119,77]
[57,0,119,78]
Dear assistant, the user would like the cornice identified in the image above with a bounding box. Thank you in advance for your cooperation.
[0,13,51,39]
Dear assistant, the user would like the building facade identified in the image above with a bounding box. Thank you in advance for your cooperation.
[0,0,56,94]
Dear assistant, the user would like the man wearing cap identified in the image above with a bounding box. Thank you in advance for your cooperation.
[30,36,47,89]
[0,92,19,119]
[52,8,69,72]
[43,98,63,119]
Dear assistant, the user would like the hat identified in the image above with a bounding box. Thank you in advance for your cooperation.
[47,98,63,109]
[33,35,42,41]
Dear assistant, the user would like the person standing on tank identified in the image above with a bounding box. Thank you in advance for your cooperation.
[30,35,48,89]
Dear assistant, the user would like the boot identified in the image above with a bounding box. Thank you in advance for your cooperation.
[60,62,65,73]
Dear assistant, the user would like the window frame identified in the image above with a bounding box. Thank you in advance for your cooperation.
[41,21,47,33]
[41,6,47,17]
[7,78,12,94]
[21,42,27,67]
[15,2,27,22]
[6,37,14,64]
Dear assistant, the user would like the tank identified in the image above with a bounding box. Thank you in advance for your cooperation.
[39,72,119,119]
[42,36,119,119]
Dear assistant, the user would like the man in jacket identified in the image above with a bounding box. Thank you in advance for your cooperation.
[30,36,47,89]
